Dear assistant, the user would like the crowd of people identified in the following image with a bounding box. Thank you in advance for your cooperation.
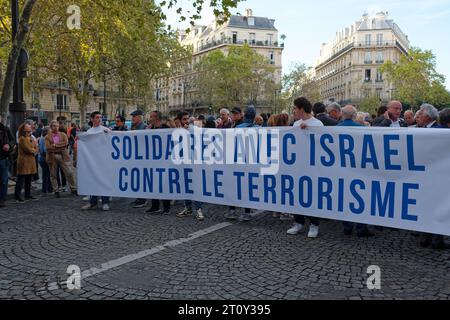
[0,98,449,250]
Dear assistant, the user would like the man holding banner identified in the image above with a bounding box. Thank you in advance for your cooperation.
[287,97,323,238]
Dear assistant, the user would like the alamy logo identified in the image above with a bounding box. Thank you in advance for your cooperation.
[66,265,81,290]
[366,265,381,290]
[67,5,81,30]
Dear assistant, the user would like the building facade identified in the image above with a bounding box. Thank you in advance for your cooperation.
[315,12,410,106]
[155,9,284,116]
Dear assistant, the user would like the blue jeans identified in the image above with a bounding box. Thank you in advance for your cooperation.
[39,157,52,193]
[185,200,202,211]
[90,196,110,206]
[0,159,9,202]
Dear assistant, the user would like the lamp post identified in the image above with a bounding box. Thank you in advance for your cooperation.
[8,0,28,136]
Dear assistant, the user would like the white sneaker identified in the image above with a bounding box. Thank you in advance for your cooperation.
[196,209,205,221]
[102,204,110,211]
[308,224,319,238]
[287,223,304,235]
[83,196,90,201]
[81,204,97,210]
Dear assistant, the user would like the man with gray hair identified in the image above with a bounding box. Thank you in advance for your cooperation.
[326,102,342,122]
[415,103,440,128]
[337,105,374,237]
[373,101,407,127]
[218,108,233,129]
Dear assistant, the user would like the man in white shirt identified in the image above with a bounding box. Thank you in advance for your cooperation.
[82,111,112,211]
[288,97,323,238]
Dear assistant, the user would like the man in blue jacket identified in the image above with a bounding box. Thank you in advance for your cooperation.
[337,105,375,237]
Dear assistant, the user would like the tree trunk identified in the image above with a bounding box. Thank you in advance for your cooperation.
[0,0,38,120]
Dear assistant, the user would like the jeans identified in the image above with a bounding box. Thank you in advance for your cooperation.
[185,200,202,211]
[39,158,52,193]
[15,174,32,199]
[294,215,320,226]
[0,159,9,202]
[90,196,110,206]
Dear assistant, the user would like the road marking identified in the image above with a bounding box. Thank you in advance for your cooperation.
[41,222,233,291]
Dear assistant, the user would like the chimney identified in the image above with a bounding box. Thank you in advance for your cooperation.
[246,9,253,17]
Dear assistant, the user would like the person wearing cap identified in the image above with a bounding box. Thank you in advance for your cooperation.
[231,107,244,128]
[230,105,257,222]
[130,110,147,208]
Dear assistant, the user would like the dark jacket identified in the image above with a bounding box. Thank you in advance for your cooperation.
[113,125,128,131]
[0,123,15,160]
[372,116,407,127]
[316,113,339,126]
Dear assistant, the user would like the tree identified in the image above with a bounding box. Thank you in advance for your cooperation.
[0,0,243,124]
[359,95,380,114]
[281,62,321,110]
[380,47,450,110]
[0,0,38,120]
[194,44,276,110]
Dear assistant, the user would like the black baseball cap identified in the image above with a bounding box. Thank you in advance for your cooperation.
[231,107,242,114]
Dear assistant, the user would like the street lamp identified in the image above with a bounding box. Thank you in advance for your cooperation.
[8,0,28,135]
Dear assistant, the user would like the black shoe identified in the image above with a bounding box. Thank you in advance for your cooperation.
[145,207,161,214]
[357,230,375,238]
[162,210,170,215]
[15,198,25,204]
[71,190,78,196]
[374,226,383,231]
[0,201,6,208]
[55,192,61,198]
[25,196,39,201]
[344,229,353,236]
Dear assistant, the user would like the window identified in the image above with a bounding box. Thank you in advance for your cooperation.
[376,69,383,82]
[249,33,256,44]
[56,94,68,110]
[376,88,383,98]
[376,34,383,46]
[248,17,255,26]
[365,34,371,46]
[31,91,40,109]
[376,52,384,63]
[364,52,372,64]
[269,51,275,64]
[267,34,273,45]
[232,32,237,44]
[365,69,371,82]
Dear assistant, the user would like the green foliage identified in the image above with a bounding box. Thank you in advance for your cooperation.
[359,95,380,114]
[281,62,321,110]
[380,47,450,109]
[194,44,277,110]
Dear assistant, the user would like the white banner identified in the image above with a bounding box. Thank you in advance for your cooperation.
[78,127,450,236]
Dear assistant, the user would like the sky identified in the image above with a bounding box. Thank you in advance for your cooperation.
[163,0,450,89]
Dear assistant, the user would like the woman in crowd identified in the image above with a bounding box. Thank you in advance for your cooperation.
[15,123,39,202]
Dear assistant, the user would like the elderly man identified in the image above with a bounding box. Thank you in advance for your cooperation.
[372,101,407,127]
[45,120,77,198]
[337,105,375,237]
[217,108,233,129]
[130,110,147,208]
[414,104,449,249]
[403,110,416,127]
[415,103,440,128]
[326,102,342,122]
[439,108,450,128]
[314,102,339,126]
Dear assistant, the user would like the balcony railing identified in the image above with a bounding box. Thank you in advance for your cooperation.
[316,40,409,69]
[196,38,283,53]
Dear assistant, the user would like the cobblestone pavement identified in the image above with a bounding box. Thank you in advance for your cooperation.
[0,192,449,300]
